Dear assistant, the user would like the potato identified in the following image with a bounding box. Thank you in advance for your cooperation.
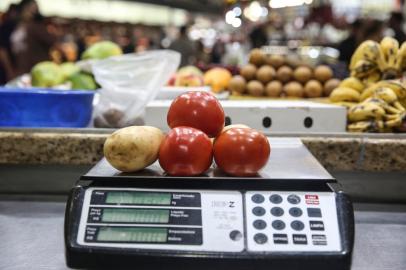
[104,126,164,172]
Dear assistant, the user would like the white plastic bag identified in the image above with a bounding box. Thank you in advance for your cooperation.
[92,50,180,128]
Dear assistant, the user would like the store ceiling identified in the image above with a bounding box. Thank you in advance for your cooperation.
[125,0,226,14]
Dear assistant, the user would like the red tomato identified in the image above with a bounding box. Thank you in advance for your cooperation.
[167,91,225,138]
[159,127,213,176]
[213,128,270,176]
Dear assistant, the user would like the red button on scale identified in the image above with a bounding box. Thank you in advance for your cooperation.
[305,194,319,205]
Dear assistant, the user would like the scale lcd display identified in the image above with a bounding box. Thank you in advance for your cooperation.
[97,227,167,243]
[105,192,171,205]
[102,208,170,223]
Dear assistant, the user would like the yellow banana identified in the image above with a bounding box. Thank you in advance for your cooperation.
[362,71,382,87]
[348,102,386,122]
[360,80,406,100]
[396,41,406,71]
[350,40,381,70]
[348,118,400,133]
[347,120,383,133]
[361,87,403,109]
[400,98,406,109]
[385,113,401,120]
[378,37,400,79]
[363,97,402,114]
[350,60,378,79]
[339,77,365,93]
[374,87,405,111]
[374,87,398,102]
[360,84,381,101]
[380,80,406,99]
[384,114,404,128]
[330,87,361,102]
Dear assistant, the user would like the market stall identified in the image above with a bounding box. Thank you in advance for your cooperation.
[1,0,406,269]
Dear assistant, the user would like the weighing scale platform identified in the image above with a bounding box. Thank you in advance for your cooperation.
[83,138,334,183]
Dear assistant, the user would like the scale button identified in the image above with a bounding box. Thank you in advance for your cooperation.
[312,234,327,245]
[291,220,305,231]
[289,207,303,217]
[293,234,308,245]
[287,194,301,204]
[310,221,325,231]
[252,207,266,216]
[229,230,243,241]
[254,233,268,244]
[272,220,286,230]
[307,208,322,218]
[253,219,267,230]
[271,207,284,217]
[252,194,265,204]
[269,194,283,204]
[273,234,288,244]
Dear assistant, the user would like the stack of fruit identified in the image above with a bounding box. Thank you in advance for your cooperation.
[329,37,406,132]
[104,91,271,177]
[348,37,406,82]
[30,41,122,90]
[228,49,340,98]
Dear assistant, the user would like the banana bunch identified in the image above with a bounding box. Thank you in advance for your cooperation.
[346,86,406,132]
[350,37,406,81]
[329,76,406,132]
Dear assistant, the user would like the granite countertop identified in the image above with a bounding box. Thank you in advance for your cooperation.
[1,128,406,172]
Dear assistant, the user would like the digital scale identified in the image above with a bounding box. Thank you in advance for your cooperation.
[65,138,354,270]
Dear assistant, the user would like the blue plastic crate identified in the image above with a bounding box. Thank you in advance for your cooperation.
[0,87,95,127]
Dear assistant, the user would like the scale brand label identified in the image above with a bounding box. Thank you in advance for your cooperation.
[305,194,319,205]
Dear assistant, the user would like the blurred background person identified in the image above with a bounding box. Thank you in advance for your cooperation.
[211,39,225,64]
[388,11,406,43]
[10,0,58,76]
[338,19,364,65]
[168,25,196,67]
[0,3,20,84]
[362,19,385,42]
[249,22,268,48]
[195,40,210,65]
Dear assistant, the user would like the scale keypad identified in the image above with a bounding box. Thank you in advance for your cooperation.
[245,191,341,252]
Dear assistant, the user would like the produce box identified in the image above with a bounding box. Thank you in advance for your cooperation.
[145,100,346,133]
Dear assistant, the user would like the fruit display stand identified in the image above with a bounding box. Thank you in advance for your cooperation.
[145,99,346,133]
[227,47,341,100]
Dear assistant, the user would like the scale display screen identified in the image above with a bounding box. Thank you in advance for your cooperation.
[97,227,167,243]
[101,208,170,223]
[105,192,171,205]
